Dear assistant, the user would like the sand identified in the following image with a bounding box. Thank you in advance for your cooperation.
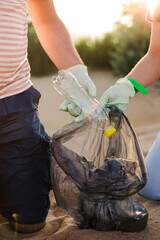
[0,70,160,240]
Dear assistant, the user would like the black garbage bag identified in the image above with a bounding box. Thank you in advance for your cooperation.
[50,106,148,231]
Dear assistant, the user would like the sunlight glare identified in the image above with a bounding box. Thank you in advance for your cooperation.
[53,0,133,38]
[146,0,159,15]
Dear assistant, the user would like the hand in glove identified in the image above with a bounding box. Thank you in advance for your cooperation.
[59,64,97,122]
[99,78,136,112]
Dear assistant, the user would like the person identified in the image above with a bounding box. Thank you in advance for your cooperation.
[0,0,96,233]
[98,3,160,201]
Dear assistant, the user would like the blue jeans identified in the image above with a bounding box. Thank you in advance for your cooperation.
[0,86,52,224]
[139,132,160,200]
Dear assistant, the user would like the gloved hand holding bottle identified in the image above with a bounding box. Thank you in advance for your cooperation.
[99,77,148,112]
[59,64,97,122]
[53,69,116,138]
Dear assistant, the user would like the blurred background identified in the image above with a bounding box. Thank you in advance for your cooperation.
[28,0,160,155]
[28,0,150,76]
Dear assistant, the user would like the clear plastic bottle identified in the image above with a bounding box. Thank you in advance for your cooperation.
[53,70,116,137]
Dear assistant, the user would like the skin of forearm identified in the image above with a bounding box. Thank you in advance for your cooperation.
[127,22,160,88]
[127,52,160,88]
[31,18,83,70]
[27,0,83,70]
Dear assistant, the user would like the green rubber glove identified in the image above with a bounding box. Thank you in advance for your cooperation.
[59,64,97,122]
[99,77,136,112]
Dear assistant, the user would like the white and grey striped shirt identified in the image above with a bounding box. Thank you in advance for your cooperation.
[0,0,32,99]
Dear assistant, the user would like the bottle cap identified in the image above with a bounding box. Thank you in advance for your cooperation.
[104,126,116,138]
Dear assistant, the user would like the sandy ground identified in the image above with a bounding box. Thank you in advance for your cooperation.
[0,70,160,240]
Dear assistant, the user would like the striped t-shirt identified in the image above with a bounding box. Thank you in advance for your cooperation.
[0,0,32,99]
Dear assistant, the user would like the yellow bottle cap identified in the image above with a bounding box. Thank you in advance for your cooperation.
[104,126,116,138]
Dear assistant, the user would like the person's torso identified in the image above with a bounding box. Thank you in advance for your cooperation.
[0,0,32,99]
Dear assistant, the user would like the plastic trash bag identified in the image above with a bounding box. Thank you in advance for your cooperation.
[50,106,148,231]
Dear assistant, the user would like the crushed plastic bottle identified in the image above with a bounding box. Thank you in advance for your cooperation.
[53,70,116,138]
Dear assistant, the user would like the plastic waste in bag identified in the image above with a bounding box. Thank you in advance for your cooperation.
[51,154,148,231]
[50,71,148,231]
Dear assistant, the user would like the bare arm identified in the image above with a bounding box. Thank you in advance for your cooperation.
[27,0,83,70]
[127,22,160,87]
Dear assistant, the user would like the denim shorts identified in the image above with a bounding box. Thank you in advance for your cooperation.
[0,86,52,224]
